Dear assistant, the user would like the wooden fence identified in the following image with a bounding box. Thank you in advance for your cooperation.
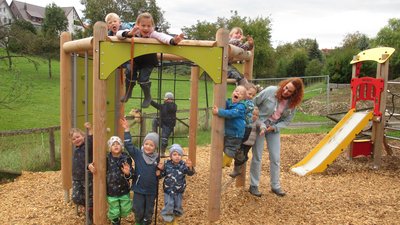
[0,126,60,168]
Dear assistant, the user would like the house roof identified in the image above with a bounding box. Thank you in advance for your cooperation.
[12,0,45,20]
[11,1,80,21]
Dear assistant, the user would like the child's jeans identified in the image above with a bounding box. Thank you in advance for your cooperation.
[161,192,183,222]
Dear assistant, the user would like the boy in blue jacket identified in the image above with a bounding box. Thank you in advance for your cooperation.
[212,85,247,168]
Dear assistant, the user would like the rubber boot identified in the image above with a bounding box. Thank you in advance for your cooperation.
[222,153,233,168]
[140,82,152,108]
[249,185,262,197]
[229,165,242,178]
[111,218,121,225]
[121,81,135,103]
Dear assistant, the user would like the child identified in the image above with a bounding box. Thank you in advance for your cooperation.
[105,12,134,36]
[150,91,177,156]
[70,122,93,222]
[105,13,134,103]
[228,27,254,86]
[212,85,247,168]
[159,144,195,224]
[120,117,160,225]
[90,136,134,225]
[230,83,258,177]
[117,12,185,106]
[230,107,266,177]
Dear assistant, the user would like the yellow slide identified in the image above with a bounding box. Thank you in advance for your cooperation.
[291,109,373,176]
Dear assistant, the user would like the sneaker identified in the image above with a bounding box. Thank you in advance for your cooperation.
[271,188,286,197]
[249,185,262,197]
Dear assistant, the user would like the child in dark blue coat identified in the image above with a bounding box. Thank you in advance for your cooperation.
[151,91,177,156]
[120,118,160,225]
[159,144,195,224]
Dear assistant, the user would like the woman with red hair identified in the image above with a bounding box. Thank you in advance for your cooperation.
[249,77,304,197]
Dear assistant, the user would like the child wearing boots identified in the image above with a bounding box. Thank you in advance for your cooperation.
[212,85,247,169]
[70,122,94,223]
[120,118,160,225]
[228,27,254,86]
[90,136,133,225]
[159,144,195,224]
[230,83,259,177]
[150,92,177,156]
[117,12,185,106]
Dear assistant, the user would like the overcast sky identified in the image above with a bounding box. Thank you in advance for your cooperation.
[7,0,400,49]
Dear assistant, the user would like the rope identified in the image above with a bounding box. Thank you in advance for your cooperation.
[121,36,135,102]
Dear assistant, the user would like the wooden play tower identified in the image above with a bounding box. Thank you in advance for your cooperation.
[349,47,395,168]
[60,22,254,224]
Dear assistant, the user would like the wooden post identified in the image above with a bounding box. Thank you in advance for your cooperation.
[372,56,389,169]
[49,128,55,168]
[348,59,358,158]
[208,28,228,222]
[243,47,254,81]
[92,21,108,225]
[60,32,72,201]
[189,65,199,165]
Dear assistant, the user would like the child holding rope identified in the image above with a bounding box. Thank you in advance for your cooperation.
[120,117,160,225]
[158,144,195,225]
[212,85,247,169]
[70,122,94,223]
[117,12,185,106]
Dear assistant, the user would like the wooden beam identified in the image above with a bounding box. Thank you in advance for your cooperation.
[372,57,389,169]
[60,32,72,201]
[208,28,228,222]
[92,21,108,225]
[189,66,199,165]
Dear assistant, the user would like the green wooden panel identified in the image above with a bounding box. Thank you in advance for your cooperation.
[99,42,223,83]
[75,56,117,134]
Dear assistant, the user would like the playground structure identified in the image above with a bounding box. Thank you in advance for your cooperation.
[59,22,254,224]
[291,47,395,176]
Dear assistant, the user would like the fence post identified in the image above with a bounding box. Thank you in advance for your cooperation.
[49,128,56,168]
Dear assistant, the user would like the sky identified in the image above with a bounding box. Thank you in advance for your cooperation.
[7,0,400,49]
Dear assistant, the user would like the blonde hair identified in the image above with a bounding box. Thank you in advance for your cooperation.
[105,13,120,23]
[69,128,85,138]
[136,12,154,26]
[229,27,243,37]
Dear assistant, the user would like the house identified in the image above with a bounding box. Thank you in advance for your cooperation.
[9,0,84,33]
[0,0,14,25]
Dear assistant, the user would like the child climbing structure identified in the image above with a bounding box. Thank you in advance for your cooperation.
[291,47,395,176]
[60,22,254,224]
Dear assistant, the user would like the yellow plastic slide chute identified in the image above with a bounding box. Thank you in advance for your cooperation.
[291,109,373,176]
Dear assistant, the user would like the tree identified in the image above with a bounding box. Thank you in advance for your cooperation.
[373,18,400,79]
[293,38,322,62]
[305,59,323,77]
[342,31,370,50]
[41,3,68,78]
[182,21,218,40]
[286,49,308,77]
[8,20,37,54]
[322,48,358,83]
